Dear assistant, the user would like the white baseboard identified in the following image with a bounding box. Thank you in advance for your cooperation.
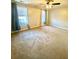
[52,25,68,30]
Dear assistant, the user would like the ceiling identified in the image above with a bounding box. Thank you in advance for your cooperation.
[13,0,68,10]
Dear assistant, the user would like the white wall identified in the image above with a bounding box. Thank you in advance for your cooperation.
[48,7,68,30]
[28,7,41,28]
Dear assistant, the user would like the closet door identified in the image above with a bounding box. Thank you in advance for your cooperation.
[17,6,29,31]
[28,8,41,28]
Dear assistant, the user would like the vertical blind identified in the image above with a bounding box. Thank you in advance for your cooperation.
[17,6,29,30]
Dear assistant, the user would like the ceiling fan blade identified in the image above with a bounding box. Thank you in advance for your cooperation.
[47,2,49,4]
[52,3,60,5]
[46,0,54,2]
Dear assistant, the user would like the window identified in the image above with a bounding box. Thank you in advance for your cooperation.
[17,6,28,30]
[41,10,46,26]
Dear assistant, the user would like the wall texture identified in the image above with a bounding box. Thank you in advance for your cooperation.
[28,7,41,28]
[48,7,68,30]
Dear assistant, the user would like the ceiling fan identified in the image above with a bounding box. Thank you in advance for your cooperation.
[46,0,60,5]
[45,0,61,8]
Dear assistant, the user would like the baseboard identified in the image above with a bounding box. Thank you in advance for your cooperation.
[11,26,41,34]
[11,30,19,34]
[51,26,68,31]
[30,26,41,29]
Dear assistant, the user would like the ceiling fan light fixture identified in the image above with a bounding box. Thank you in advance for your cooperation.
[46,4,51,8]
[46,5,49,8]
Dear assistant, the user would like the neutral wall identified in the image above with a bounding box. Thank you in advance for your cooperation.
[28,7,41,28]
[48,7,68,30]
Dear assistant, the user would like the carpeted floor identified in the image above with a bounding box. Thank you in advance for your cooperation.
[11,26,68,59]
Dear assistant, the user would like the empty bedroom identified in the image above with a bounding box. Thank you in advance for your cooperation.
[11,0,68,59]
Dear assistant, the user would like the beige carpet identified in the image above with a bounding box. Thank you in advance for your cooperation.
[11,26,68,59]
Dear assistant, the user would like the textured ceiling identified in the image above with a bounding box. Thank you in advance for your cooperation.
[14,0,68,9]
